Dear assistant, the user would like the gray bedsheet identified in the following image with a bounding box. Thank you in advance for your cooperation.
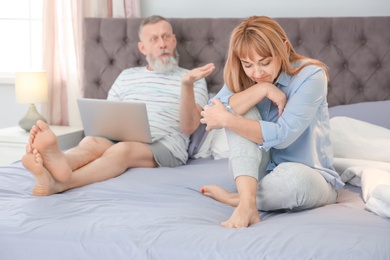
[0,158,389,260]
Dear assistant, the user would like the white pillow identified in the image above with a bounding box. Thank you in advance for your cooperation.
[330,116,390,163]
[193,128,231,160]
[210,128,229,160]
[192,130,214,159]
[329,100,390,129]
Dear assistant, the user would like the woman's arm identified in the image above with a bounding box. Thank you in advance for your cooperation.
[201,82,286,144]
[261,67,328,150]
[229,82,286,117]
[201,99,264,144]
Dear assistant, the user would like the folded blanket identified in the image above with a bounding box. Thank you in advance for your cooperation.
[340,166,390,218]
[361,168,390,218]
[335,158,390,187]
[330,117,390,218]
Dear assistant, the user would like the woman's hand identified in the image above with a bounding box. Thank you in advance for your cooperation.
[264,83,287,117]
[200,99,231,131]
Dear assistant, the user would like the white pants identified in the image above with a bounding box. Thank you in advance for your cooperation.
[226,107,337,211]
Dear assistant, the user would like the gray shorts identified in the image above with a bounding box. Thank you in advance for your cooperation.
[148,141,183,167]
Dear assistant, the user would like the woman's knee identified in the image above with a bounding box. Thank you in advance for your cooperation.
[243,106,262,120]
[225,106,262,150]
[226,107,267,180]
[256,162,337,211]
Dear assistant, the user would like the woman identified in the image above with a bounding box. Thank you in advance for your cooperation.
[200,16,344,228]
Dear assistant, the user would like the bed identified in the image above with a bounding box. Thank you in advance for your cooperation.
[1,17,390,260]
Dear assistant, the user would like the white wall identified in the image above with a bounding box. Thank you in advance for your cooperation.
[141,0,390,18]
[1,0,389,128]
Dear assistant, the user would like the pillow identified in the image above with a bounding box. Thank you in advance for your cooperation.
[330,116,390,162]
[210,128,229,160]
[191,128,214,159]
[328,100,390,129]
[188,124,209,158]
[191,128,230,160]
[189,92,218,159]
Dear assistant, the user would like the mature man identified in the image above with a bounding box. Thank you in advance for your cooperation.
[22,15,215,196]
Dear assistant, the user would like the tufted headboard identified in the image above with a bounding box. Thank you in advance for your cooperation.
[84,17,390,107]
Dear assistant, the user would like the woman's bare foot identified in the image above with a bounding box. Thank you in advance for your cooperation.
[221,202,260,228]
[22,145,64,196]
[201,185,260,228]
[29,120,72,183]
[201,185,240,206]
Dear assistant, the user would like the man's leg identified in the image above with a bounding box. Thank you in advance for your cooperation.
[24,140,157,196]
[25,121,158,196]
[29,120,114,182]
[64,136,114,171]
[58,141,158,192]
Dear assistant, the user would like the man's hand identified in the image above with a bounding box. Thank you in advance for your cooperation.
[180,63,215,135]
[182,63,215,86]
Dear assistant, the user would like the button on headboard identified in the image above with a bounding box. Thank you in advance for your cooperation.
[84,17,390,107]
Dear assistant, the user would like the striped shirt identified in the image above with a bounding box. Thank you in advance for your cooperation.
[107,66,208,163]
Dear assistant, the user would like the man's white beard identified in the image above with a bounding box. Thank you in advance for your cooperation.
[147,50,179,72]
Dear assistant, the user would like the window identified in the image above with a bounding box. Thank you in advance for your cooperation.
[0,0,43,83]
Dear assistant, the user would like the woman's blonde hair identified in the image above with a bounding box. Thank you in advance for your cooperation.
[224,16,329,93]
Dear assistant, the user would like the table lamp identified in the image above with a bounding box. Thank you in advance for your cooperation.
[15,71,48,132]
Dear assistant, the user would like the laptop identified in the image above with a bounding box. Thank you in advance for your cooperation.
[77,98,153,143]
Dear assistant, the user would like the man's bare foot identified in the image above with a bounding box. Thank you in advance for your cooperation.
[22,146,64,196]
[29,123,40,145]
[221,202,260,228]
[200,185,240,206]
[29,120,72,183]
[201,185,260,228]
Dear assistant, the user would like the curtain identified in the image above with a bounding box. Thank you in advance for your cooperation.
[42,0,84,126]
[124,0,141,18]
[42,0,140,126]
[83,0,113,17]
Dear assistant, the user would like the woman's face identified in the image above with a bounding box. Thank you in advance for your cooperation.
[240,53,282,84]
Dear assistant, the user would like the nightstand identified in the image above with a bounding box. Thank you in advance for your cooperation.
[0,125,84,166]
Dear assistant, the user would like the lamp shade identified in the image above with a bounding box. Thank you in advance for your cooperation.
[15,71,48,104]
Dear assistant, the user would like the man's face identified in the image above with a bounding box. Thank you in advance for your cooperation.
[138,20,178,71]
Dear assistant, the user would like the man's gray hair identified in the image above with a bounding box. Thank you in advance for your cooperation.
[138,15,170,39]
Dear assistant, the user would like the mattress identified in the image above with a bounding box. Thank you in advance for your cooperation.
[1,158,389,260]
